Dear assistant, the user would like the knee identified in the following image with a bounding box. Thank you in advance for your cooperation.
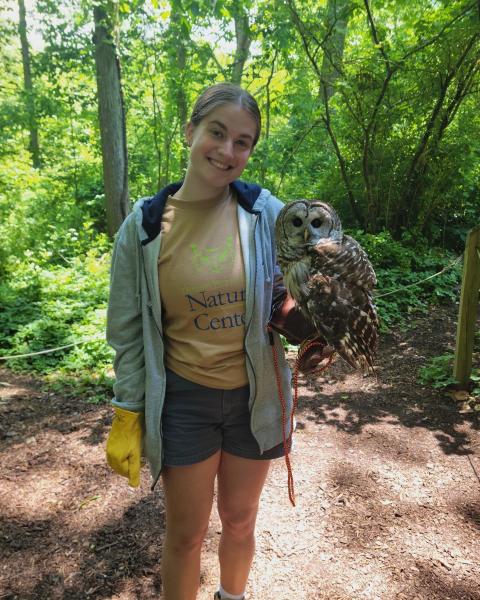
[218,504,258,539]
[165,522,208,554]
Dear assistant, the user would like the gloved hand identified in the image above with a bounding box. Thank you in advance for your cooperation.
[268,292,335,374]
[268,293,318,345]
[296,338,336,375]
[106,407,144,487]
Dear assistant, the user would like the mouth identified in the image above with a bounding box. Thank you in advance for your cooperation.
[208,158,232,171]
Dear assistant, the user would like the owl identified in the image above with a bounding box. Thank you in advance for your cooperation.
[275,200,378,373]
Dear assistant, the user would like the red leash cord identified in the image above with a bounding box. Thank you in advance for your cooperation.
[268,327,334,507]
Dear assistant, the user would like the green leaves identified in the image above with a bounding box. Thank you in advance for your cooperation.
[417,354,458,389]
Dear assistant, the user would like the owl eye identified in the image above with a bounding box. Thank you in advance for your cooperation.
[292,217,303,227]
[311,218,322,228]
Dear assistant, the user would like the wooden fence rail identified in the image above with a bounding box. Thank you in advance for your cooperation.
[454,224,480,387]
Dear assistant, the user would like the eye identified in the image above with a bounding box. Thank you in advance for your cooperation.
[311,218,322,228]
[292,217,303,227]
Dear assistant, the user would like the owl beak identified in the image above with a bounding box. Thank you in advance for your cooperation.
[304,228,310,242]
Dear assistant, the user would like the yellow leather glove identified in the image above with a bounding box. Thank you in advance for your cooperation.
[106,407,144,487]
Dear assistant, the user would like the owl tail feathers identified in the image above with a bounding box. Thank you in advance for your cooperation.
[337,333,376,375]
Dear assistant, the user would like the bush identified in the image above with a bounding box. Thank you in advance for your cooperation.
[0,246,114,402]
[349,230,462,330]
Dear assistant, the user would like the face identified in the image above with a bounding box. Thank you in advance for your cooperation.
[185,103,257,194]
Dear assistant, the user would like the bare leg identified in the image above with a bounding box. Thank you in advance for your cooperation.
[216,452,271,596]
[161,451,221,600]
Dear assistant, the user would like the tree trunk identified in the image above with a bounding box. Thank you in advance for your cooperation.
[93,2,129,237]
[320,0,363,226]
[320,0,351,103]
[289,0,362,225]
[168,1,189,174]
[17,0,40,168]
[232,7,251,85]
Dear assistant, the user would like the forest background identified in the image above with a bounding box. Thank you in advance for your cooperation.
[0,0,478,401]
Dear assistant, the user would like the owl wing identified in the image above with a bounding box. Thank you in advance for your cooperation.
[311,235,377,291]
[305,234,378,372]
[305,274,378,373]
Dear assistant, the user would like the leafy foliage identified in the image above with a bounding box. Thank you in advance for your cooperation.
[418,353,480,411]
[349,230,462,330]
[417,354,459,390]
[0,244,114,401]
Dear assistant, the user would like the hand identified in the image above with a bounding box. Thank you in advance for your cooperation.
[296,338,336,375]
[268,293,317,345]
[106,407,144,487]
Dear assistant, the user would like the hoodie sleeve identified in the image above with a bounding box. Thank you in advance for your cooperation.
[266,193,318,344]
[266,194,288,308]
[106,215,146,412]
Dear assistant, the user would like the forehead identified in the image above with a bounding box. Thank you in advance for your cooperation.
[202,104,257,139]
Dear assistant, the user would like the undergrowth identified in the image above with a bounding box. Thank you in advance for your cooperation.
[0,242,114,403]
[418,352,480,410]
[351,230,462,332]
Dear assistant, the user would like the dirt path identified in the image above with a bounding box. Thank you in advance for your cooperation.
[1,305,479,600]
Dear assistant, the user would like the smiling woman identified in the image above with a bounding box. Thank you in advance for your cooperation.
[104,82,316,600]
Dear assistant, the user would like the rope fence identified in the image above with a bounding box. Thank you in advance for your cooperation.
[0,254,463,362]
[374,254,462,298]
[0,336,105,361]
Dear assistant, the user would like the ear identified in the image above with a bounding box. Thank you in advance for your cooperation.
[185,122,193,147]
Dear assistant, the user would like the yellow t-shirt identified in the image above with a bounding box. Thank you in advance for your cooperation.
[158,192,248,389]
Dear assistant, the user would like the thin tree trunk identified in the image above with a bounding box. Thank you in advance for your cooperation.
[93,2,129,237]
[320,0,362,226]
[17,0,40,168]
[289,0,363,225]
[232,7,251,85]
[320,0,351,103]
[144,45,164,191]
[259,48,278,184]
[322,110,365,229]
[168,2,188,173]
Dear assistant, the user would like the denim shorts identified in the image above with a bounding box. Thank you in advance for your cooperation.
[161,369,285,466]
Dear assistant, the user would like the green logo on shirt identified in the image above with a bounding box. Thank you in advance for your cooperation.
[190,236,234,274]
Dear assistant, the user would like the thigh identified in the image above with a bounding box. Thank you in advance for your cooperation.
[162,451,221,536]
[162,369,223,466]
[217,452,271,521]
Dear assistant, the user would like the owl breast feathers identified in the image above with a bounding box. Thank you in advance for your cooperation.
[275,200,379,373]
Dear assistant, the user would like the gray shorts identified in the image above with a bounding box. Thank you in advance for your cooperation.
[162,369,285,466]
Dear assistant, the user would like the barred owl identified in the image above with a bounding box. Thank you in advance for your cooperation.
[275,200,378,373]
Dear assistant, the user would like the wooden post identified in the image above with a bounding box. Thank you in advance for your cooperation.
[454,224,480,387]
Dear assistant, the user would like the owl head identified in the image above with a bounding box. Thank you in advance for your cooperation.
[276,200,343,249]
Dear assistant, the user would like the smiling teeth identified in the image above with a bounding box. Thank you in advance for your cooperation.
[209,159,229,170]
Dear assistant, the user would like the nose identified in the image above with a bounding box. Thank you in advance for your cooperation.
[219,138,234,160]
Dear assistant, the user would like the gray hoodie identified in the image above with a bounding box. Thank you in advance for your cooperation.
[106,180,292,487]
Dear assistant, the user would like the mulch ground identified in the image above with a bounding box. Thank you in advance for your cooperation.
[0,303,479,600]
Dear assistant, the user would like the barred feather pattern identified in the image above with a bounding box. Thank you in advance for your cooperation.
[275,200,379,374]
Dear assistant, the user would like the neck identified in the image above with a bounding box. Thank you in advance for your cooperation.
[174,174,230,203]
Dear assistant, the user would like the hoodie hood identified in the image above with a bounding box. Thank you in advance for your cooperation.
[139,180,263,245]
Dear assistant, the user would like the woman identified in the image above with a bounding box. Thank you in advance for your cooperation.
[105,82,312,600]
